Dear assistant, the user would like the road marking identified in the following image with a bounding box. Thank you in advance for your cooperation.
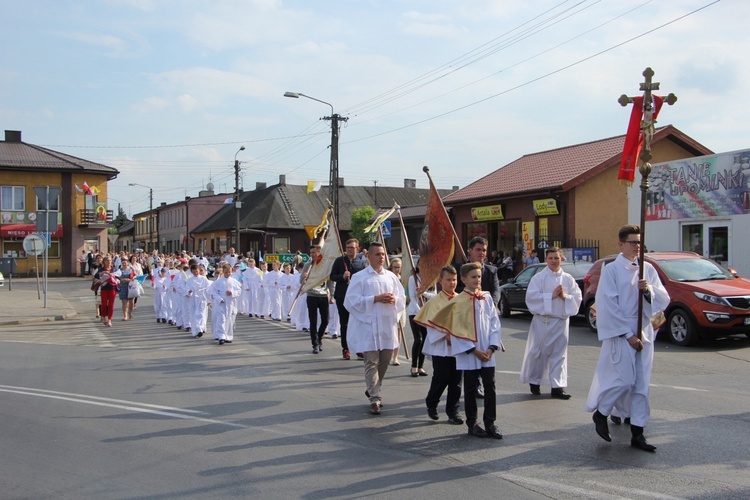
[502,473,683,500]
[0,384,248,429]
[650,383,709,392]
[497,370,521,375]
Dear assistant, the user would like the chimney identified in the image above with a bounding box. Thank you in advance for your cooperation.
[452,185,459,191]
[279,174,286,185]
[4,130,22,142]
[404,179,416,189]
[160,202,167,207]
[256,182,267,190]
[337,177,344,187]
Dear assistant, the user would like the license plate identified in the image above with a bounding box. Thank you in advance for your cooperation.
[745,318,750,326]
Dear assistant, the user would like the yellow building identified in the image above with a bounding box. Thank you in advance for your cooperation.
[0,130,119,276]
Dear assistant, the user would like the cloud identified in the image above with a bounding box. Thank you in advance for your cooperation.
[63,31,127,55]
[178,94,199,113]
[400,11,463,38]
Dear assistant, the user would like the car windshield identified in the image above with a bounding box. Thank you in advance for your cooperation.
[561,261,594,279]
[655,258,734,282]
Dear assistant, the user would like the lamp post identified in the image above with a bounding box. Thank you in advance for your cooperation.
[284,91,348,225]
[129,183,153,252]
[234,146,246,251]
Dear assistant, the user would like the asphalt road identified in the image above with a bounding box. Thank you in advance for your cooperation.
[1,279,749,499]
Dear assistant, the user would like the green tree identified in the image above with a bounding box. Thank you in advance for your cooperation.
[113,205,129,229]
[349,206,376,246]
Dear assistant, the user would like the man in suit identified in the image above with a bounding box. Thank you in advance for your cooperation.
[455,236,502,399]
[330,238,368,360]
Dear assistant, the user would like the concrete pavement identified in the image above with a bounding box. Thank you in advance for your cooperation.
[0,277,81,325]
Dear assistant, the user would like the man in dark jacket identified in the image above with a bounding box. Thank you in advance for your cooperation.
[330,238,368,360]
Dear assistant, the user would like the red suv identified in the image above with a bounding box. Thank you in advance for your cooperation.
[583,252,750,346]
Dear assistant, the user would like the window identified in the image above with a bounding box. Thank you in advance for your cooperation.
[36,192,60,211]
[272,237,290,254]
[1,186,25,211]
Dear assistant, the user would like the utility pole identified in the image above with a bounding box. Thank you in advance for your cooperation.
[148,187,153,253]
[323,113,348,225]
[234,146,246,251]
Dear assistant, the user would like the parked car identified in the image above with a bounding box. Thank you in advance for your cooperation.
[498,260,593,318]
[583,252,750,346]
[0,270,4,287]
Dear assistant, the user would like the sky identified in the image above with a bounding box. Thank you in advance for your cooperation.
[0,0,743,217]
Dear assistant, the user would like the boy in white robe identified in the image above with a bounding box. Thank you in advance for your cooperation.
[256,261,269,318]
[520,247,582,399]
[344,242,406,415]
[280,263,296,321]
[429,262,503,439]
[416,265,462,424]
[186,263,210,338]
[586,225,669,452]
[264,261,283,321]
[209,263,242,345]
[152,266,170,323]
[292,264,309,330]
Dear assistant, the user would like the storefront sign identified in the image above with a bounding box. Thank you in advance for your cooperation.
[470,204,504,221]
[646,149,750,220]
[522,222,535,254]
[533,198,559,216]
[0,211,63,237]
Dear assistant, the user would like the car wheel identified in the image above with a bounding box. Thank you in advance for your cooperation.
[499,295,511,318]
[667,309,698,346]
[585,300,597,332]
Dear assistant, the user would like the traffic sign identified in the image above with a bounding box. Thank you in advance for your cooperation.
[381,220,391,238]
[23,233,45,256]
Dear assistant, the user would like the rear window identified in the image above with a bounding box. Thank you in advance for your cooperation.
[655,258,733,282]
[561,261,594,279]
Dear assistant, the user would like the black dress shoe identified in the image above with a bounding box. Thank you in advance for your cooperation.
[196,332,203,338]
[427,408,439,420]
[219,339,224,345]
[486,425,503,439]
[592,410,611,442]
[624,417,631,425]
[610,416,622,425]
[447,414,464,425]
[631,435,656,452]
[468,424,487,437]
[551,388,572,400]
[529,384,541,395]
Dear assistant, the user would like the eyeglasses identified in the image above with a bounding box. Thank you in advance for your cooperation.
[622,240,641,246]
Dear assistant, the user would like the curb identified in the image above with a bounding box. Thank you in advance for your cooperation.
[0,311,78,326]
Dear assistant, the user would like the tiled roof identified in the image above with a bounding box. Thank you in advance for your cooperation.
[192,183,455,233]
[0,140,119,179]
[443,125,711,204]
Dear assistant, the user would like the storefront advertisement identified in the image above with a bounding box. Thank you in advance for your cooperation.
[0,211,64,237]
[470,204,504,221]
[522,222,535,254]
[647,149,750,220]
[533,198,559,216]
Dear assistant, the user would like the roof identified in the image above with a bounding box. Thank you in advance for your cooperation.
[443,125,712,205]
[0,131,119,180]
[192,183,455,234]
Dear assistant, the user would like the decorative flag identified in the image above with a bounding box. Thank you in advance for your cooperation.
[74,184,84,193]
[224,197,233,204]
[417,173,455,290]
[307,181,322,194]
[300,208,342,295]
[81,182,94,196]
[619,95,664,186]
[397,207,416,290]
[364,205,397,234]
[91,186,101,196]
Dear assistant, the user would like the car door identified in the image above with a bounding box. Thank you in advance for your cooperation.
[507,266,539,310]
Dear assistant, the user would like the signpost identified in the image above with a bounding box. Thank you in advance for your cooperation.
[23,233,45,299]
[32,186,62,308]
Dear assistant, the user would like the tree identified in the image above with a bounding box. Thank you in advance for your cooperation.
[349,206,376,246]
[113,205,129,229]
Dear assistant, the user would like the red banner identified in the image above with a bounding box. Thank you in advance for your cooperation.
[0,224,64,238]
[417,177,455,290]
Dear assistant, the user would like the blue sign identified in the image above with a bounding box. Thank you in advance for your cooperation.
[42,232,51,248]
[381,220,391,238]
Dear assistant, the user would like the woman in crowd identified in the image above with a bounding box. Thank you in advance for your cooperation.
[94,256,118,327]
[119,259,136,320]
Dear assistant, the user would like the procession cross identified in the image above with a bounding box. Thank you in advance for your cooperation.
[618,67,677,347]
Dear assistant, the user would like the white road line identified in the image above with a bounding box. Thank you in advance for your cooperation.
[650,383,709,392]
[502,473,684,500]
[0,385,248,429]
[497,370,521,375]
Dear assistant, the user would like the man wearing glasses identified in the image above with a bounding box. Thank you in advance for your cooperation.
[586,225,669,452]
[330,238,368,360]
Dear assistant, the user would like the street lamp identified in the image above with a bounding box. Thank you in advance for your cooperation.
[129,183,154,252]
[284,91,348,226]
[234,146,246,251]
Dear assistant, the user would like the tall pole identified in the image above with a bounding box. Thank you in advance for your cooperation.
[149,188,153,253]
[234,146,246,252]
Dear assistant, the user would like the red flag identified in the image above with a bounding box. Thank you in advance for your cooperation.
[81,182,94,196]
[417,176,455,290]
[619,95,664,185]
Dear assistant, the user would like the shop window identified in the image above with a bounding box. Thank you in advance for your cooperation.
[273,237,290,254]
[2,238,26,258]
[1,186,25,211]
[681,225,703,255]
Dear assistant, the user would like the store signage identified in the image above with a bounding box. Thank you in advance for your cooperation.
[533,198,559,216]
[470,204,504,221]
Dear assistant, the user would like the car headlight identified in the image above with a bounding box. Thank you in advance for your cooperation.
[693,291,729,307]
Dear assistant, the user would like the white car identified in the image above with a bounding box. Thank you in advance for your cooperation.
[0,270,4,287]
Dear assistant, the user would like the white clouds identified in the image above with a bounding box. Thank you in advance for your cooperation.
[63,32,127,55]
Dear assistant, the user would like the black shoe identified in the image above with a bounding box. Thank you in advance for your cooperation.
[302,328,309,332]
[427,408,439,421]
[468,424,487,437]
[219,339,224,345]
[551,388,572,400]
[224,340,232,343]
[196,332,203,338]
[156,319,161,323]
[592,410,611,442]
[447,414,464,425]
[177,326,182,330]
[313,346,319,354]
[610,416,622,425]
[185,327,191,332]
[486,425,503,439]
[476,387,485,399]
[530,384,541,395]
[624,417,631,425]
[631,435,656,452]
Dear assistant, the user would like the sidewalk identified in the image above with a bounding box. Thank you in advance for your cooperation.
[0,277,79,326]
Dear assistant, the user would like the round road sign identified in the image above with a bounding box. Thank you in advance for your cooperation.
[23,233,46,256]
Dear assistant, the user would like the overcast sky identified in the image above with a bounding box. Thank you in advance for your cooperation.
[0,0,741,216]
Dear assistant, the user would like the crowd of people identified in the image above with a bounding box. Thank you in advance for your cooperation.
[84,224,667,451]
